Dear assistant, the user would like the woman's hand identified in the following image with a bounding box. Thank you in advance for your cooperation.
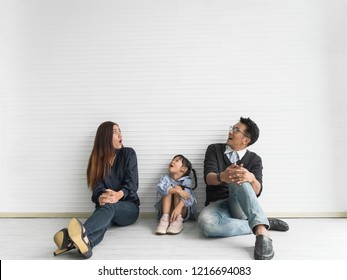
[99,189,124,205]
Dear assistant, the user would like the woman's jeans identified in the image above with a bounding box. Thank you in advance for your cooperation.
[83,201,139,248]
[198,182,269,237]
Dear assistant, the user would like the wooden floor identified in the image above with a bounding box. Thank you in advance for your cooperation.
[1,217,346,260]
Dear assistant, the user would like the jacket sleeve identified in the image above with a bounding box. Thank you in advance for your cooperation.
[178,176,195,207]
[120,148,139,200]
[248,154,263,197]
[157,175,173,196]
[180,177,192,189]
[180,188,196,207]
[204,144,219,183]
[91,180,107,205]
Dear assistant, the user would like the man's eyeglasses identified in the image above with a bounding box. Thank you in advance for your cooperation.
[229,126,250,138]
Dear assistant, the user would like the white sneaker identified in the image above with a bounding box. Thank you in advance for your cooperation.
[156,214,170,235]
[167,215,184,235]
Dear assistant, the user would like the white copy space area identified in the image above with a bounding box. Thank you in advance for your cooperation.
[0,0,346,216]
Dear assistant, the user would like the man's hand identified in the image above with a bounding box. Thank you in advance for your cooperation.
[233,164,256,185]
[221,163,255,185]
[220,163,238,184]
[220,163,261,195]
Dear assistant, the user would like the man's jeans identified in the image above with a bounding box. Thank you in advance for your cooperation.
[83,201,139,248]
[198,182,269,237]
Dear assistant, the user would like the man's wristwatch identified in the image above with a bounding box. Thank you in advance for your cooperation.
[216,173,222,183]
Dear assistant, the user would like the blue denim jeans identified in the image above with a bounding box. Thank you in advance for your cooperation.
[83,201,139,248]
[198,182,269,237]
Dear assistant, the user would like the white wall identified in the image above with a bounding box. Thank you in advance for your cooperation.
[1,0,346,216]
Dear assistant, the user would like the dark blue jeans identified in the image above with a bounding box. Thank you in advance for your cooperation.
[83,201,139,248]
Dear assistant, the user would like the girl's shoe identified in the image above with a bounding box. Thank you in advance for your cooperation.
[167,215,184,234]
[67,218,93,259]
[53,228,75,256]
[155,214,170,235]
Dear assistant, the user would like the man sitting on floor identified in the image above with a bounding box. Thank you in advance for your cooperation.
[198,117,289,260]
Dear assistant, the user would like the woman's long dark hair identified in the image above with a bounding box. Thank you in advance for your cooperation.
[173,154,198,190]
[87,121,117,190]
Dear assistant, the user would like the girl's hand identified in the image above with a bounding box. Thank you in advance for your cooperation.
[174,186,190,200]
[179,189,190,200]
[170,204,183,222]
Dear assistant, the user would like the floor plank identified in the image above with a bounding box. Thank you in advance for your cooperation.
[0,218,346,260]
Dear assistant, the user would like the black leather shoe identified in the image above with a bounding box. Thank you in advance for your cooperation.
[268,218,289,232]
[254,235,274,260]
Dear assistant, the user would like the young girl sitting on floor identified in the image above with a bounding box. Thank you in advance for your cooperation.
[155,154,197,235]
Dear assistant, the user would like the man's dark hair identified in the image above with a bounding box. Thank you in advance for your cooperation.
[240,117,259,146]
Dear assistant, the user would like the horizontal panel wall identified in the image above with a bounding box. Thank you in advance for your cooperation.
[0,0,346,215]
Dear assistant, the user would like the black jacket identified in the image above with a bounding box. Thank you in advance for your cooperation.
[91,147,140,206]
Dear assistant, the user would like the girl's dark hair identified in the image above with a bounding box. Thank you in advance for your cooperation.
[173,154,198,190]
[87,121,118,189]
